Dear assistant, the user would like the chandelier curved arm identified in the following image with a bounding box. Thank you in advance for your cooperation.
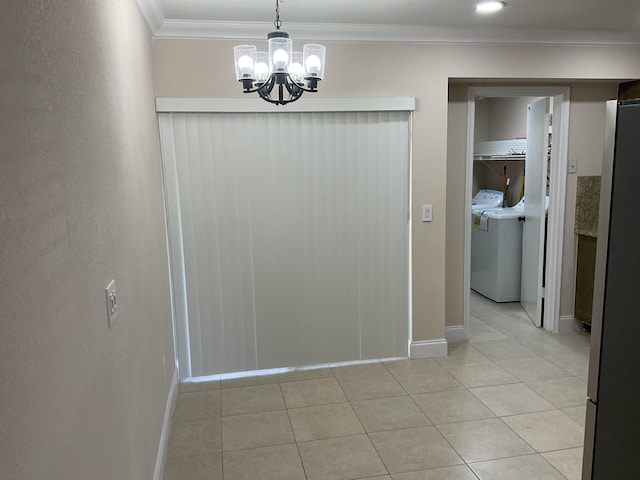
[260,78,303,105]
[284,78,302,96]
[290,78,321,93]
[239,72,322,105]
[240,75,276,94]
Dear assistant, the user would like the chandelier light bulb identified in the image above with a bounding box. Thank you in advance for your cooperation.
[254,61,269,78]
[289,52,305,83]
[237,55,254,70]
[272,49,289,67]
[305,55,321,74]
[290,63,304,81]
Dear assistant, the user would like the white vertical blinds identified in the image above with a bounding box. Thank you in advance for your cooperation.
[160,110,410,376]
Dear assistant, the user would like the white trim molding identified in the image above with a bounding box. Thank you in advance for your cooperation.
[156,21,640,46]
[134,0,164,33]
[558,315,579,333]
[545,90,572,333]
[153,365,179,480]
[132,1,640,46]
[155,97,416,113]
[445,325,468,343]
[410,339,448,359]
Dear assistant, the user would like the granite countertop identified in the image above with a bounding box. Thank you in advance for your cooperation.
[575,176,601,238]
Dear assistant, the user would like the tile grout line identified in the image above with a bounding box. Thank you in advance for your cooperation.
[322,364,391,477]
[218,378,226,480]
[279,378,309,480]
[383,358,490,477]
[537,453,573,480]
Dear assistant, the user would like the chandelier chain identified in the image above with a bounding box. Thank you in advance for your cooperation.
[274,0,283,29]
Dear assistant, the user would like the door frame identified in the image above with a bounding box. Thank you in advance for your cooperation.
[463,86,570,335]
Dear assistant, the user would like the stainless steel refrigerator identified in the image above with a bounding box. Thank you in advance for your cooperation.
[583,99,640,479]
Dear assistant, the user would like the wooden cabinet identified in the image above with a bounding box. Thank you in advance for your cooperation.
[575,234,597,325]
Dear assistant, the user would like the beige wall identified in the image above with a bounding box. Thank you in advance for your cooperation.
[473,159,526,206]
[153,38,640,341]
[0,1,174,478]
[561,83,619,316]
[474,97,490,142]
[487,96,540,140]
[446,85,470,326]
[472,96,537,205]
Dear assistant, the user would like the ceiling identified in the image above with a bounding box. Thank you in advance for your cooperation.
[136,0,640,44]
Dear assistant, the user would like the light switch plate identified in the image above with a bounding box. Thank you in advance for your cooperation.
[105,280,118,328]
[568,157,577,174]
[422,205,433,222]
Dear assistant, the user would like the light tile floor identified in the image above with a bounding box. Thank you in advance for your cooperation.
[164,291,590,480]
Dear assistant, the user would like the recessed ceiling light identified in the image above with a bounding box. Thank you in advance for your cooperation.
[475,1,506,14]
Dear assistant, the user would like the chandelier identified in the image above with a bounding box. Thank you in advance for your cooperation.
[233,0,326,105]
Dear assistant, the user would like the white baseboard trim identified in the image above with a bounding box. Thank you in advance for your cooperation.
[410,339,448,358]
[153,364,179,480]
[558,315,577,334]
[445,325,468,343]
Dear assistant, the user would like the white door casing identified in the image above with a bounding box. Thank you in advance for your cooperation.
[463,87,570,340]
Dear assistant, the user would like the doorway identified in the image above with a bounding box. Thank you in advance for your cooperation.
[464,87,571,338]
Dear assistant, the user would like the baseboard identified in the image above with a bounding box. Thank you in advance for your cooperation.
[445,325,468,343]
[558,315,577,333]
[153,364,179,480]
[410,339,448,358]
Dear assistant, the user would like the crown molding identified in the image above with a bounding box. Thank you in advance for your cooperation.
[134,0,165,32]
[155,20,640,46]
[134,0,640,46]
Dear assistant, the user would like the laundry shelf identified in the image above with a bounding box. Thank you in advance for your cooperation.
[474,139,526,161]
[474,154,526,161]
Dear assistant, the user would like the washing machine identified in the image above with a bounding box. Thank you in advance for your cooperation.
[471,204,524,302]
[471,189,503,213]
[471,197,549,303]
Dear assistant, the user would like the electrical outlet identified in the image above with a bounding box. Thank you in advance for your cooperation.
[105,280,118,328]
[568,157,577,174]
